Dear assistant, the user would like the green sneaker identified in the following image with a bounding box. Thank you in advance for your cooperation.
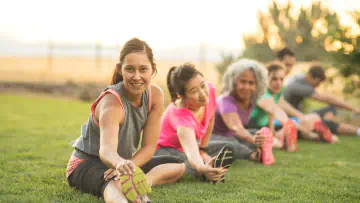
[120,167,151,202]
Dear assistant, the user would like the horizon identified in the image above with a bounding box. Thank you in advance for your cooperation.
[1,0,359,60]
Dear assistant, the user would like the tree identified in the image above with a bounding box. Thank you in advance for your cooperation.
[329,11,360,95]
[215,0,359,95]
[243,0,342,62]
[215,53,234,81]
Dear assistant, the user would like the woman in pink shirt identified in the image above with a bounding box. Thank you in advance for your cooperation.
[156,63,232,182]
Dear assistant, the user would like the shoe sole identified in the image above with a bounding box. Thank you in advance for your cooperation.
[213,145,234,183]
[283,121,298,152]
[315,122,333,143]
[260,127,275,165]
[120,167,151,202]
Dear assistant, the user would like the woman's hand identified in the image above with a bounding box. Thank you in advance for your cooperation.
[200,157,228,182]
[115,160,136,175]
[104,168,120,181]
[104,159,137,181]
[253,132,266,148]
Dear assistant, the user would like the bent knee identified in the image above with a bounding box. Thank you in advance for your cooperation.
[179,163,186,176]
[168,163,186,183]
[171,163,186,182]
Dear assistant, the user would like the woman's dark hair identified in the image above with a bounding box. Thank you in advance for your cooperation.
[266,62,285,75]
[110,38,156,85]
[166,63,203,102]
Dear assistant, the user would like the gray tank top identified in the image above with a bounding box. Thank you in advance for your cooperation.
[72,81,151,160]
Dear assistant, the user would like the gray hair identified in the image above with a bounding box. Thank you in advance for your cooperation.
[221,58,268,100]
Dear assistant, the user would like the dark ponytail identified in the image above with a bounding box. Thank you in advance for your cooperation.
[110,38,156,85]
[111,63,124,85]
[166,63,203,102]
[166,66,179,102]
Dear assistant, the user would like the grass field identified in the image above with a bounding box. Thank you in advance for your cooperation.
[1,94,360,202]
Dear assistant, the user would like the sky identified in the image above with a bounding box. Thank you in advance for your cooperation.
[0,0,359,51]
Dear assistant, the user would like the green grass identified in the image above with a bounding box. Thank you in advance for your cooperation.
[1,94,360,202]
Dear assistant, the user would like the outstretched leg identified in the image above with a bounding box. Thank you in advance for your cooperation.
[146,163,186,186]
[336,123,359,136]
[314,106,360,136]
[103,181,128,203]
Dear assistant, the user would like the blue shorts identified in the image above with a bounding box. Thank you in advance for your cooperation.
[274,117,299,126]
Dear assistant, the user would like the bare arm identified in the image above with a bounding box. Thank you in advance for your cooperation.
[221,112,255,144]
[257,98,288,125]
[259,97,318,139]
[131,85,164,167]
[199,116,215,162]
[268,115,275,132]
[199,115,214,148]
[98,94,126,169]
[177,127,207,172]
[311,92,358,112]
[278,97,304,118]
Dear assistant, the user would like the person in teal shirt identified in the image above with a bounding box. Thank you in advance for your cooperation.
[248,62,329,151]
[250,88,285,128]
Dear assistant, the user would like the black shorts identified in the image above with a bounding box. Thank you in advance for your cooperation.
[313,106,339,134]
[67,151,183,197]
[67,155,113,197]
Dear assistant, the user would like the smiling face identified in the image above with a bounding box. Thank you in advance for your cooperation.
[268,69,285,93]
[234,69,257,102]
[182,74,209,107]
[120,52,154,96]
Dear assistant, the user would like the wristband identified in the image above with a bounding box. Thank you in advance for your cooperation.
[199,146,209,153]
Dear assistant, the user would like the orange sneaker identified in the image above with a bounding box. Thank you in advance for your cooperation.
[282,119,298,152]
[314,121,333,143]
[259,127,275,165]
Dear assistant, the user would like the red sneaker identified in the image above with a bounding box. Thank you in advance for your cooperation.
[282,119,298,152]
[259,127,275,165]
[314,121,333,143]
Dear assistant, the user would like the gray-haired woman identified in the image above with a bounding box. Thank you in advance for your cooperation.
[211,59,275,165]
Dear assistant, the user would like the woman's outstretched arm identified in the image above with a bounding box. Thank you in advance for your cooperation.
[257,97,288,125]
[132,85,164,167]
[221,113,264,147]
[97,94,135,174]
[278,97,304,118]
[199,116,215,163]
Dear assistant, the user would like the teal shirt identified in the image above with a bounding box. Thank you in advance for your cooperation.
[250,88,285,127]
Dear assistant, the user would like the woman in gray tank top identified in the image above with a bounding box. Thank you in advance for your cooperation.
[66,38,185,203]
